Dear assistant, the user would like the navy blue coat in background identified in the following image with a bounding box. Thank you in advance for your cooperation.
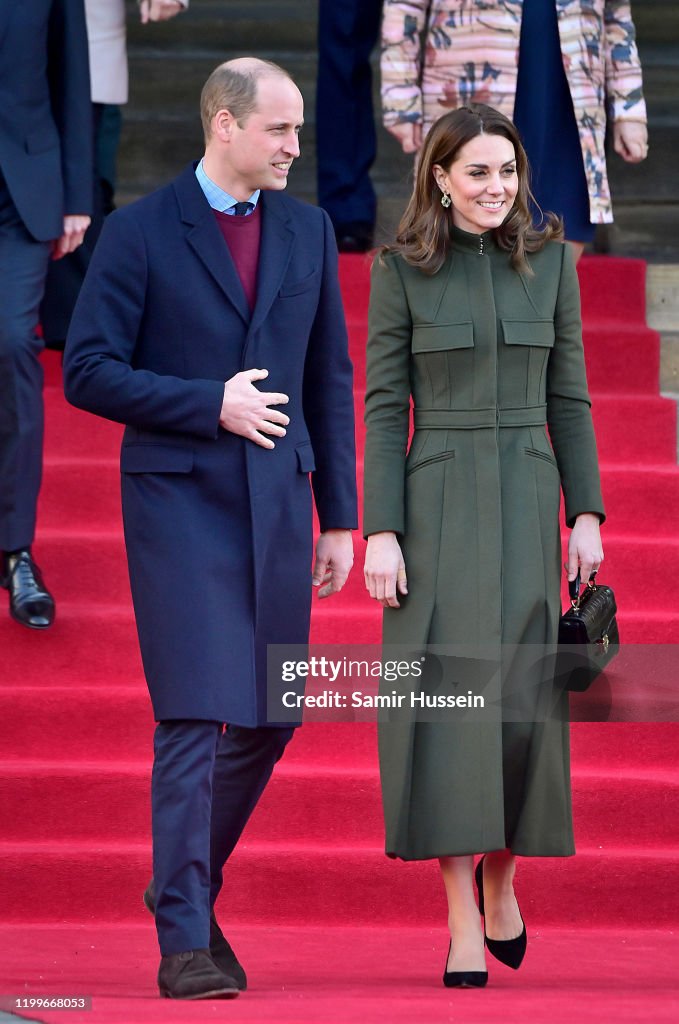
[64,165,358,726]
[0,0,92,239]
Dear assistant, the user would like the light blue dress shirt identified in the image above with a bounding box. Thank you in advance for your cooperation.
[195,160,260,214]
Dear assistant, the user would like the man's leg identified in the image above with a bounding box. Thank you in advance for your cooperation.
[152,719,223,955]
[316,0,382,249]
[0,173,51,555]
[209,724,295,906]
[0,172,56,629]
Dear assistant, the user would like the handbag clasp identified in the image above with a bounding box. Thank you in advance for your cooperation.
[595,633,610,655]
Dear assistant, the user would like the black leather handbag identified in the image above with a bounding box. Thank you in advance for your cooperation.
[557,572,619,692]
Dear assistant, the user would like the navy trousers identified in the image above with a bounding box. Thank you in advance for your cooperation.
[316,0,382,231]
[0,172,50,553]
[152,720,295,955]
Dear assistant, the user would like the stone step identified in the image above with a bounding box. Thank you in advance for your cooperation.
[633,0,679,46]
[125,46,679,119]
[126,0,317,53]
[127,51,319,115]
[591,205,679,261]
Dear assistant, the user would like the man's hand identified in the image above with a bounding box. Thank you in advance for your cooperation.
[364,531,407,608]
[386,121,422,155]
[219,368,289,448]
[140,0,184,23]
[566,513,604,584]
[312,530,354,598]
[51,215,91,260]
[613,121,648,163]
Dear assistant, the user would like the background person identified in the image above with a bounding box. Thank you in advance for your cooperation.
[381,0,648,259]
[40,0,188,350]
[0,0,92,629]
[64,57,357,1000]
[316,0,382,252]
[363,104,604,986]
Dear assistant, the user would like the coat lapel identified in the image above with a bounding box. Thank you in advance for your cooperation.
[174,164,250,326]
[248,192,295,337]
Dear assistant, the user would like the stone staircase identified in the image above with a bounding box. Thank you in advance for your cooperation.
[120,0,679,262]
[602,0,679,260]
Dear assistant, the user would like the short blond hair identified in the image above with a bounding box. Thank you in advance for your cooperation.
[200,58,293,143]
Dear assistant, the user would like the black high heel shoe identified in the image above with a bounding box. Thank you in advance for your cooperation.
[475,856,527,970]
[442,941,488,988]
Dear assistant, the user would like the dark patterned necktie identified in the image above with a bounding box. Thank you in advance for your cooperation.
[232,202,254,216]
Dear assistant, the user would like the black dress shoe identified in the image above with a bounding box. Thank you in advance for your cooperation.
[475,856,527,970]
[1,549,55,629]
[334,221,374,253]
[144,880,247,990]
[442,941,488,988]
[158,949,239,1000]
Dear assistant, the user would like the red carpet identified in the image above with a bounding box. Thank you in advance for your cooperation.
[1,925,678,1024]
[1,254,678,1021]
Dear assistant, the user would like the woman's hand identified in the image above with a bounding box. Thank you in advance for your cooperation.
[613,121,648,163]
[566,513,604,585]
[387,121,423,155]
[364,532,408,608]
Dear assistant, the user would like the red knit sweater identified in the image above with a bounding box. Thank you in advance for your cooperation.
[213,204,262,312]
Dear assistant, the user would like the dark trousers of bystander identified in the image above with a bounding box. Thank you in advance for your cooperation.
[0,171,51,553]
[316,0,382,246]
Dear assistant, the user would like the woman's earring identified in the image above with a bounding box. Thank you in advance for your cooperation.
[440,191,452,209]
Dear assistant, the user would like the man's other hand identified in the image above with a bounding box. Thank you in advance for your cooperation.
[312,530,354,598]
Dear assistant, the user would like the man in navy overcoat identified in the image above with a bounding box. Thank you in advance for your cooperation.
[64,58,357,1000]
[0,0,92,628]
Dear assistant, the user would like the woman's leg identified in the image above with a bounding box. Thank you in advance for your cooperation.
[438,855,486,972]
[481,850,525,941]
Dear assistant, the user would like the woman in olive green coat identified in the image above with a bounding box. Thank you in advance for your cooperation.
[363,104,605,986]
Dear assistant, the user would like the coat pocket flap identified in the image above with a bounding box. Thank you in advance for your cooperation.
[295,441,316,473]
[411,322,474,353]
[279,269,321,297]
[502,319,555,347]
[120,444,194,474]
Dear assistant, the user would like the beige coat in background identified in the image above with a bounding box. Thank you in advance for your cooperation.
[83,0,189,105]
[84,0,128,104]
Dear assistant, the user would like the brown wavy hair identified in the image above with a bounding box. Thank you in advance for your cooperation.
[386,104,563,275]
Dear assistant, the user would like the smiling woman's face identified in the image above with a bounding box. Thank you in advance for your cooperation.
[433,133,519,234]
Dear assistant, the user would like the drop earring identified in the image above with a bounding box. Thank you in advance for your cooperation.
[440,191,452,209]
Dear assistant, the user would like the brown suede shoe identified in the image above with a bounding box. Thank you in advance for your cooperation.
[144,880,247,990]
[158,949,239,1000]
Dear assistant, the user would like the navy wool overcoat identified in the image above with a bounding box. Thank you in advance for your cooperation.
[64,165,358,726]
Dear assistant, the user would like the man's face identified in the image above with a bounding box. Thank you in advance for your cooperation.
[223,76,304,196]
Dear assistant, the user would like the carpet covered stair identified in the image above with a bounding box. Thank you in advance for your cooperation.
[2,254,678,950]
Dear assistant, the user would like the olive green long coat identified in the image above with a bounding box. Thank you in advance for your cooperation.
[363,227,605,859]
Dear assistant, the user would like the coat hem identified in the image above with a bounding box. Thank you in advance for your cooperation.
[386,844,576,860]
